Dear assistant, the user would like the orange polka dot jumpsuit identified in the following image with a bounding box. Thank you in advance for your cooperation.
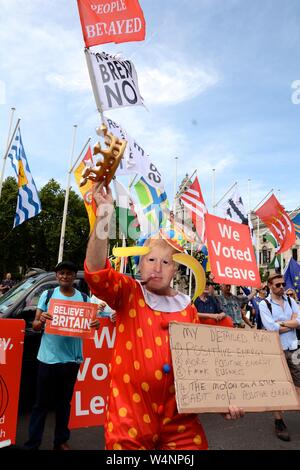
[85,260,208,451]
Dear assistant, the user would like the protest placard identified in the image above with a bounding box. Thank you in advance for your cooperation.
[205,213,260,287]
[0,319,25,448]
[45,299,98,338]
[170,322,300,413]
[69,319,115,428]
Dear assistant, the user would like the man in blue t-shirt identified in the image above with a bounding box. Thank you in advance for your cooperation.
[194,282,233,327]
[24,261,100,451]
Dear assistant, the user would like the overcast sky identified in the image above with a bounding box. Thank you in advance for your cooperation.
[1,0,300,214]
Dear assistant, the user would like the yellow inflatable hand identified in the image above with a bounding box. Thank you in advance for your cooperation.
[172,253,206,301]
[112,246,150,258]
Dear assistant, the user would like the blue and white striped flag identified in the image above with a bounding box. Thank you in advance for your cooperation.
[8,127,41,228]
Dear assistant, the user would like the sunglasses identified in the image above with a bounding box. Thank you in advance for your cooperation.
[274,282,286,288]
[287,292,294,296]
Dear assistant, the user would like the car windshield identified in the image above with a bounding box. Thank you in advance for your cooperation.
[0,277,38,313]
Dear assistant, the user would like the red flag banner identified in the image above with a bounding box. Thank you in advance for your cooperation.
[0,319,25,447]
[254,195,296,254]
[77,0,146,47]
[69,319,115,428]
[205,214,260,287]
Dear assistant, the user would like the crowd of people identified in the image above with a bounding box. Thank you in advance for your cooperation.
[12,181,300,451]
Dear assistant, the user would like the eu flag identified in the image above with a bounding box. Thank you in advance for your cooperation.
[284,258,300,300]
[292,213,300,239]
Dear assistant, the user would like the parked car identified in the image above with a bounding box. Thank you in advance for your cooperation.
[0,270,90,411]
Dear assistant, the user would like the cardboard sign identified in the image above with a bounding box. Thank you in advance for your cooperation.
[205,213,260,287]
[0,319,25,448]
[69,319,115,428]
[46,299,98,338]
[77,0,146,48]
[170,322,300,413]
[85,49,144,111]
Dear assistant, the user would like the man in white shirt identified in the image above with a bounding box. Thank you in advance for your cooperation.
[259,274,300,442]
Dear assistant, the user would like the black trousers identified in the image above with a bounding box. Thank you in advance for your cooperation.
[25,361,80,449]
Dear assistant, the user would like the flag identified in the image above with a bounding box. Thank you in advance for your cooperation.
[85,49,144,111]
[134,177,169,235]
[8,127,41,228]
[222,188,257,245]
[292,213,300,239]
[221,190,248,224]
[179,176,207,243]
[248,214,257,246]
[113,179,140,240]
[264,232,281,270]
[74,146,97,233]
[104,117,164,190]
[196,245,210,272]
[284,258,300,300]
[255,195,296,254]
[77,0,146,48]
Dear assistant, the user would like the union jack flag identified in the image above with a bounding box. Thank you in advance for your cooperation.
[179,176,207,243]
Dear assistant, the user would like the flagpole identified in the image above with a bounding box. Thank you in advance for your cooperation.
[256,216,260,269]
[277,188,284,274]
[120,235,126,273]
[188,243,194,298]
[247,179,251,214]
[247,177,253,239]
[58,125,78,263]
[0,108,17,198]
[252,189,274,213]
[253,190,274,271]
[70,137,92,174]
[176,169,197,199]
[189,169,197,183]
[84,48,105,124]
[214,181,237,210]
[212,169,216,214]
[129,173,139,189]
[173,156,179,213]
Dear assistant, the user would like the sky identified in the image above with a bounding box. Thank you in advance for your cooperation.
[1,0,300,215]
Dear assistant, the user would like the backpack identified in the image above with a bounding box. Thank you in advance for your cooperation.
[45,288,88,308]
[256,296,292,330]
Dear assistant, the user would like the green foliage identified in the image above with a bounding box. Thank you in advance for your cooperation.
[0,177,90,276]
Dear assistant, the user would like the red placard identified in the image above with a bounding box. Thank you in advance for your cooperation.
[69,319,115,428]
[77,0,146,47]
[45,299,98,338]
[205,213,260,287]
[0,319,25,448]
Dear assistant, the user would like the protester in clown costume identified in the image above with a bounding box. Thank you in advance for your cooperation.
[84,183,244,451]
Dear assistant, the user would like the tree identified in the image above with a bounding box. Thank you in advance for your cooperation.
[0,178,91,275]
[0,177,19,276]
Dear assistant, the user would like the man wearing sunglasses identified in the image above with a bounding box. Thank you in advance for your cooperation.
[259,274,300,442]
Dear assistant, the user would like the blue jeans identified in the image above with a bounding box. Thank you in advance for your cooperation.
[24,361,80,449]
